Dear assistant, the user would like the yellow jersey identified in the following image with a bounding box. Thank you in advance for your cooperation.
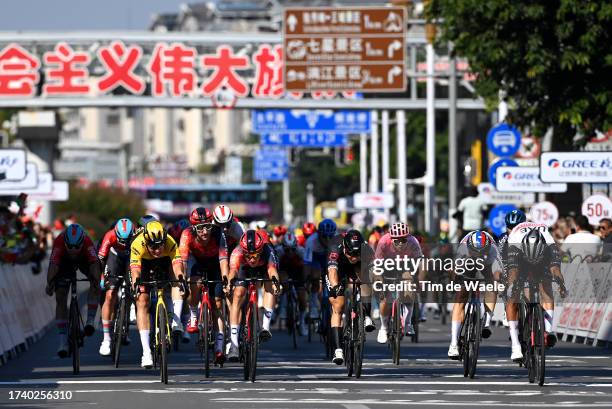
[129,231,181,270]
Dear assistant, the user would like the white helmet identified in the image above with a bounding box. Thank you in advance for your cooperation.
[213,204,233,225]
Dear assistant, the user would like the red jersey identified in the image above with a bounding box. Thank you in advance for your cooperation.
[98,229,129,259]
[50,234,98,266]
[229,245,277,271]
[179,227,228,262]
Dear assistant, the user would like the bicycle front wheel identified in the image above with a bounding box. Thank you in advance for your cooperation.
[248,303,259,382]
[393,302,401,365]
[468,303,481,379]
[158,304,169,384]
[534,306,546,386]
[201,303,210,378]
[113,296,127,368]
[70,300,80,375]
[354,302,365,378]
[411,302,419,343]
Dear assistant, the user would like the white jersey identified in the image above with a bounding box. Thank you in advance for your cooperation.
[303,232,328,267]
[508,222,555,246]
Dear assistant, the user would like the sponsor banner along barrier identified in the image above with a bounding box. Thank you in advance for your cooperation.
[0,260,55,364]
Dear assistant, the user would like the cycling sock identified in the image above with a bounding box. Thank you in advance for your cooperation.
[544,309,553,332]
[402,304,413,326]
[172,300,184,327]
[87,304,98,323]
[508,320,520,347]
[484,311,492,328]
[300,310,307,325]
[332,326,342,350]
[262,308,273,331]
[102,319,111,342]
[379,316,387,331]
[56,319,68,344]
[363,302,372,318]
[230,325,239,346]
[419,303,426,318]
[139,330,151,354]
[215,332,224,352]
[451,321,461,346]
[189,305,198,321]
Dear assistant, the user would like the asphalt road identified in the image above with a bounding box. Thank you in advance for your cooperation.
[1,312,610,409]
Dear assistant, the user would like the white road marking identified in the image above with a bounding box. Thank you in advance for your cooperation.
[343,404,371,409]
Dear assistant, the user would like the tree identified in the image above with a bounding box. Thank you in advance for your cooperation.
[56,183,146,240]
[428,0,612,146]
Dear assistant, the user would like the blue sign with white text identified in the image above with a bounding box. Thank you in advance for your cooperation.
[487,204,518,236]
[252,110,371,134]
[487,124,521,157]
[488,158,518,187]
[253,148,288,181]
[261,133,348,147]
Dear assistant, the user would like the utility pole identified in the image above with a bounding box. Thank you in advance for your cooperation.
[448,50,458,239]
[424,22,436,233]
[360,133,368,193]
[381,110,390,220]
[397,110,407,223]
[370,110,379,193]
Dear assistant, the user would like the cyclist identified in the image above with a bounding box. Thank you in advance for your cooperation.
[298,222,317,247]
[168,218,190,242]
[275,232,308,336]
[213,204,245,254]
[373,222,424,344]
[505,222,567,361]
[303,219,337,320]
[499,210,527,258]
[272,225,288,246]
[327,229,376,365]
[45,224,101,357]
[97,218,134,356]
[368,225,384,251]
[226,230,280,361]
[180,207,229,363]
[130,220,185,368]
[448,230,503,359]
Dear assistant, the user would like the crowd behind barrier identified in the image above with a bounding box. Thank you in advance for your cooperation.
[0,258,54,365]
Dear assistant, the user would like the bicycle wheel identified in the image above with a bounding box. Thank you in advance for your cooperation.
[248,302,259,382]
[242,321,250,381]
[158,304,169,384]
[461,306,471,378]
[518,303,527,368]
[354,302,365,378]
[468,303,481,379]
[534,306,546,386]
[70,300,80,375]
[201,304,210,378]
[411,302,419,343]
[113,296,127,368]
[393,302,401,365]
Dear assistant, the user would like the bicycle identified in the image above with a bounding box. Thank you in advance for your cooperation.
[283,278,299,350]
[232,275,275,383]
[456,277,484,379]
[409,295,420,343]
[342,279,365,378]
[195,274,226,378]
[383,275,405,365]
[318,278,333,359]
[111,274,133,368]
[54,277,91,375]
[137,276,184,384]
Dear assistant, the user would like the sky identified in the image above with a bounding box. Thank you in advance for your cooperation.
[0,0,191,30]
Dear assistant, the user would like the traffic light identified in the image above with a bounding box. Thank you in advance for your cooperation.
[470,139,482,186]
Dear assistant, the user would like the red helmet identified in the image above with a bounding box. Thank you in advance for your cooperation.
[240,229,266,254]
[189,207,212,226]
[273,225,288,237]
[389,222,409,239]
[302,222,316,237]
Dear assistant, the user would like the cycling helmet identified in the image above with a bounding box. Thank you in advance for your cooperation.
[343,229,365,257]
[64,223,86,249]
[505,210,526,230]
[282,232,298,248]
[139,214,157,227]
[114,218,134,242]
[213,204,233,225]
[521,229,547,264]
[240,229,265,254]
[189,207,213,226]
[466,230,491,256]
[143,220,167,246]
[318,219,337,238]
[302,222,316,237]
[273,225,288,237]
[389,222,409,239]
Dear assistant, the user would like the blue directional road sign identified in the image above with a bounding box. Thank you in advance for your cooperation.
[253,148,288,181]
[252,109,371,134]
[487,123,521,157]
[488,158,518,187]
[261,133,348,147]
[487,204,518,236]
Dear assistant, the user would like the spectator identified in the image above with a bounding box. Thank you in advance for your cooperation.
[597,218,612,244]
[456,188,487,231]
[562,215,602,261]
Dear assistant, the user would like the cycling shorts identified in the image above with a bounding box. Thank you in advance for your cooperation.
[55,258,96,289]
[103,248,130,290]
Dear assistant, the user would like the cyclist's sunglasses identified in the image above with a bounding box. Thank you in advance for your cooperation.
[65,242,82,250]
[147,241,165,250]
[195,223,214,232]
[245,252,261,261]
[392,237,408,246]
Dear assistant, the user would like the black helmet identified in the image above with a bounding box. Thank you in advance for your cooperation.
[343,229,364,257]
[521,229,547,264]
[505,210,526,230]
